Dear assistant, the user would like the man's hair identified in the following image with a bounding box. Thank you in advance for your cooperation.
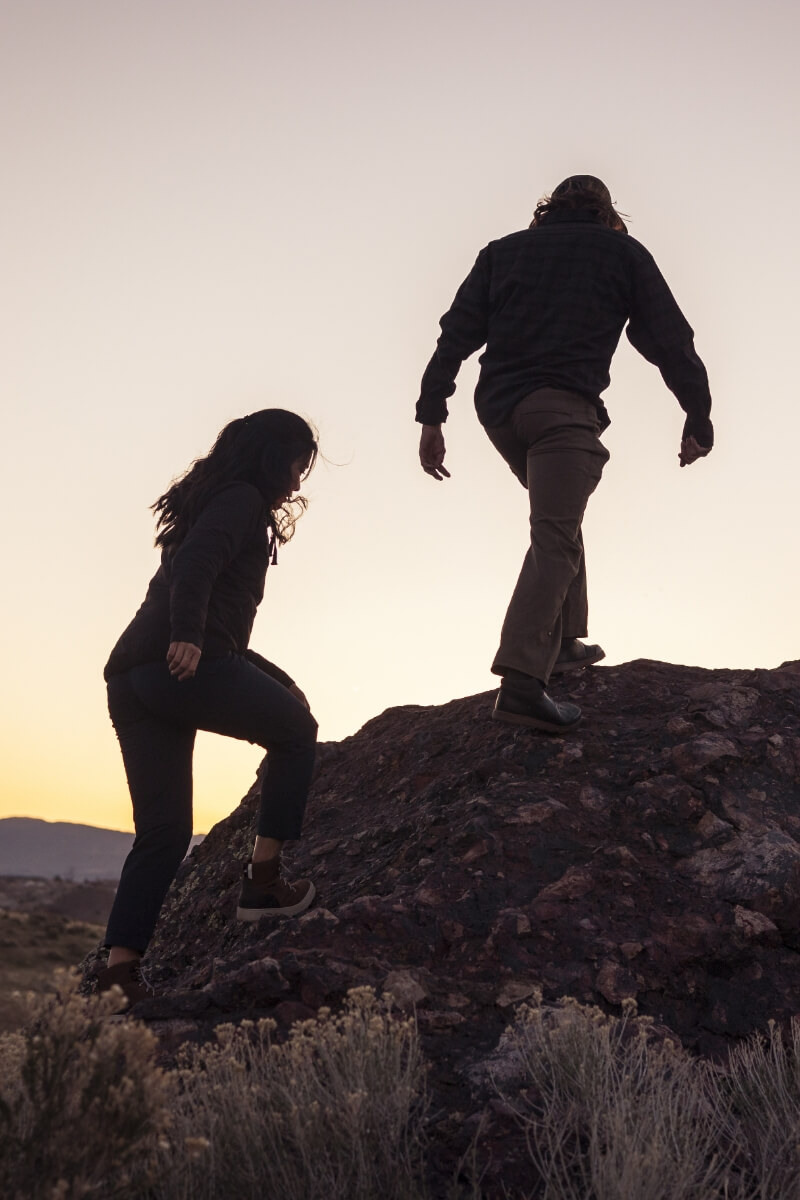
[531,175,628,232]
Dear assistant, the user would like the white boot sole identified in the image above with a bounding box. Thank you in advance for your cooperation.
[236,882,316,921]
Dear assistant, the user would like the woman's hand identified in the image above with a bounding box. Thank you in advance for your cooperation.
[167,641,202,681]
[288,682,310,709]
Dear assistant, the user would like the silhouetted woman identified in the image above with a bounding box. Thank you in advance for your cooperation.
[97,409,319,1006]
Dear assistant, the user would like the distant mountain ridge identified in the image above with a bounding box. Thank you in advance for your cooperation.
[0,818,203,882]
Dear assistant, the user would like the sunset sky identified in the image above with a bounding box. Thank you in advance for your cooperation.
[2,0,798,836]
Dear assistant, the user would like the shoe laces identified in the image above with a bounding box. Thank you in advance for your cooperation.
[131,963,154,994]
[253,856,290,884]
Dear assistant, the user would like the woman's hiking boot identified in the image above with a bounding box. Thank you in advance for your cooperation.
[236,857,315,921]
[96,959,154,1010]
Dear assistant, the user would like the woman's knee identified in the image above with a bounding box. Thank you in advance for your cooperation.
[132,822,193,866]
[293,707,319,747]
[265,706,318,753]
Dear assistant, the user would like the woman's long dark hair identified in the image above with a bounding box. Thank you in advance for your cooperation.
[531,174,628,232]
[152,409,318,550]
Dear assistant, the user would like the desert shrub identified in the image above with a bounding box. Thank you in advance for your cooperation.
[11,971,800,1200]
[0,970,173,1200]
[496,994,740,1200]
[149,985,427,1200]
[723,1019,800,1198]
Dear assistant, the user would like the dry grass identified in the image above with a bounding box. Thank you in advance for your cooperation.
[0,981,428,1200]
[7,974,800,1200]
[0,971,173,1200]
[495,993,800,1200]
[723,1020,800,1198]
[149,986,428,1200]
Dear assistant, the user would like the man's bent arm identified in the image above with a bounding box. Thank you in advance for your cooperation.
[626,253,714,449]
[419,423,450,480]
[416,247,491,426]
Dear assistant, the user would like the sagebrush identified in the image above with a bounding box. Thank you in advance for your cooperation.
[0,970,172,1200]
[5,974,800,1199]
[0,978,428,1200]
[147,985,427,1200]
[495,992,800,1200]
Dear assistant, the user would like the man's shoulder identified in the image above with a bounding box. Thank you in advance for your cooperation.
[617,230,655,260]
[485,225,651,254]
[485,228,536,252]
[477,228,541,266]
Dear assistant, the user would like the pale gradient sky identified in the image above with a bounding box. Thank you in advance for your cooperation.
[1,0,797,835]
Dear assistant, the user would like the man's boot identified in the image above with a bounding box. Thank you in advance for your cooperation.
[493,673,581,732]
[550,638,606,675]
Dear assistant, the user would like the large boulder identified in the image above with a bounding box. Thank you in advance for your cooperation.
[106,658,800,1194]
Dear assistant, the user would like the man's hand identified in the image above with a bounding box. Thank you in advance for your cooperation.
[288,682,311,710]
[419,424,451,480]
[167,641,202,681]
[679,435,712,468]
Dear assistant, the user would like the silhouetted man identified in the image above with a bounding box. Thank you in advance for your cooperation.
[416,175,713,732]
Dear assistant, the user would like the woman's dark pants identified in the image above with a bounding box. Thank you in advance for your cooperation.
[104,654,318,953]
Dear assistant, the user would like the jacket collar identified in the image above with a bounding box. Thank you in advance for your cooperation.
[541,208,603,225]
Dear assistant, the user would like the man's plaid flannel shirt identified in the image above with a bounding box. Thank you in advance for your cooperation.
[417,209,713,445]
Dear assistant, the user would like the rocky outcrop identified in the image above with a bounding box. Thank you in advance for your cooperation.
[95,659,800,1193]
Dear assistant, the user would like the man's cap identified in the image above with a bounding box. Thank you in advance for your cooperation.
[552,175,612,203]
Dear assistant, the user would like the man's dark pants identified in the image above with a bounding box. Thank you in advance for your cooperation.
[105,653,318,953]
[486,388,610,686]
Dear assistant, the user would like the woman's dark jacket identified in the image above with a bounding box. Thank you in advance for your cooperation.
[104,482,292,688]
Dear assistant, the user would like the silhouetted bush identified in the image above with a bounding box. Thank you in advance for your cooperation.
[0,971,172,1200]
[494,992,800,1199]
[7,978,800,1199]
[0,981,428,1200]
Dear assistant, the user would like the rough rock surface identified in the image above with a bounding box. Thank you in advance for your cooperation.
[95,659,800,1195]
